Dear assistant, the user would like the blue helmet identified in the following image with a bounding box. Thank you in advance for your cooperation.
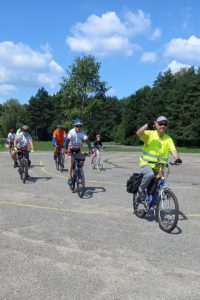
[73,118,83,126]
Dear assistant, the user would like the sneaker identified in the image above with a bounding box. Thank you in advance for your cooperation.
[68,178,73,186]
[14,161,19,168]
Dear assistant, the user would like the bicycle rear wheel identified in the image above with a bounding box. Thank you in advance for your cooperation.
[77,168,85,198]
[157,190,179,233]
[133,193,147,218]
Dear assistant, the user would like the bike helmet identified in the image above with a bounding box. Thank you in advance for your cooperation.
[96,134,101,138]
[57,124,63,128]
[10,128,15,132]
[22,125,29,132]
[73,118,83,126]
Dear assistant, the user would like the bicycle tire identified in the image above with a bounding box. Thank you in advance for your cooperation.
[133,193,147,218]
[70,169,76,191]
[97,157,103,171]
[55,157,59,170]
[21,159,27,183]
[157,190,179,233]
[19,163,23,180]
[77,168,85,198]
[60,156,64,173]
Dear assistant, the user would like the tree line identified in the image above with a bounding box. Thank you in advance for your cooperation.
[0,55,200,146]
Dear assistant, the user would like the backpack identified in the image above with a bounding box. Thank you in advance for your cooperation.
[126,173,143,194]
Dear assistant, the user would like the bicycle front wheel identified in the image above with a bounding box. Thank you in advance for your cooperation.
[97,157,103,171]
[21,159,28,183]
[77,168,85,198]
[157,190,179,233]
[70,169,76,191]
[60,156,64,173]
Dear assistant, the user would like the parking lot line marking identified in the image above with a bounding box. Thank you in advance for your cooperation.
[0,200,199,219]
[39,161,200,189]
[40,161,120,185]
[0,200,130,217]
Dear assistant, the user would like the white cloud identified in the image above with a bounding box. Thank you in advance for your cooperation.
[164,35,200,63]
[66,10,158,56]
[150,28,162,40]
[166,60,190,73]
[141,52,157,63]
[0,41,64,95]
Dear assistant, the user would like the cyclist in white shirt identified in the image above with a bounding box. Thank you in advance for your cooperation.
[65,118,93,186]
[7,128,16,152]
[12,125,34,168]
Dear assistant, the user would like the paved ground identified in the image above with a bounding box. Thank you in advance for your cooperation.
[0,151,200,300]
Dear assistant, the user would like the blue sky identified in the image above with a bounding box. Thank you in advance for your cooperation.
[0,0,200,103]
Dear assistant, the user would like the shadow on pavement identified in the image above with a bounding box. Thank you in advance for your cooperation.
[82,186,106,199]
[141,210,183,235]
[27,176,52,183]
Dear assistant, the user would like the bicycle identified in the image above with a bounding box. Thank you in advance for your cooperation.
[17,147,29,184]
[55,145,65,172]
[69,152,87,198]
[133,161,180,233]
[91,147,103,171]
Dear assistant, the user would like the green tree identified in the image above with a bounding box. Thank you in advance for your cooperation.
[28,87,54,140]
[60,55,109,120]
[0,99,28,137]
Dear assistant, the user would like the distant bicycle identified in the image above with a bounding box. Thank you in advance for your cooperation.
[91,147,103,171]
[69,152,87,198]
[17,147,29,183]
[55,145,65,172]
[133,161,180,233]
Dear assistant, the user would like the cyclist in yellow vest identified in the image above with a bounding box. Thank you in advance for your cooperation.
[136,115,182,202]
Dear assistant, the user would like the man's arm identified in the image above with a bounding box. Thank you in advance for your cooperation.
[136,124,148,137]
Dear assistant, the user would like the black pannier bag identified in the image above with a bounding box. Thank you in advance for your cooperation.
[126,173,143,194]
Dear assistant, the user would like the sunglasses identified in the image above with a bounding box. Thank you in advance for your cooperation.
[158,122,168,126]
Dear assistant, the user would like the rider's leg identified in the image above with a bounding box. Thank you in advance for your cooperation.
[138,165,154,201]
[67,155,74,185]
[12,150,19,167]
[53,147,57,160]
[61,148,65,159]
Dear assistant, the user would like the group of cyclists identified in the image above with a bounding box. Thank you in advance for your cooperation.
[6,114,182,204]
[7,118,104,185]
[52,118,103,186]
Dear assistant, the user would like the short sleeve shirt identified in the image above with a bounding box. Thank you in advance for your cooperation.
[67,128,87,149]
[16,132,32,148]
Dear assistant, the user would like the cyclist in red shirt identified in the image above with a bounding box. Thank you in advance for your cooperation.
[52,124,67,160]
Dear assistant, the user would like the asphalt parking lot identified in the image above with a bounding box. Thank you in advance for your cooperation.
[0,151,200,300]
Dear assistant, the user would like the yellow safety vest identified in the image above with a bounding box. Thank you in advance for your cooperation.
[139,130,176,169]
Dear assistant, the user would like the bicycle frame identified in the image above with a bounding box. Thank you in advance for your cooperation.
[146,166,170,209]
